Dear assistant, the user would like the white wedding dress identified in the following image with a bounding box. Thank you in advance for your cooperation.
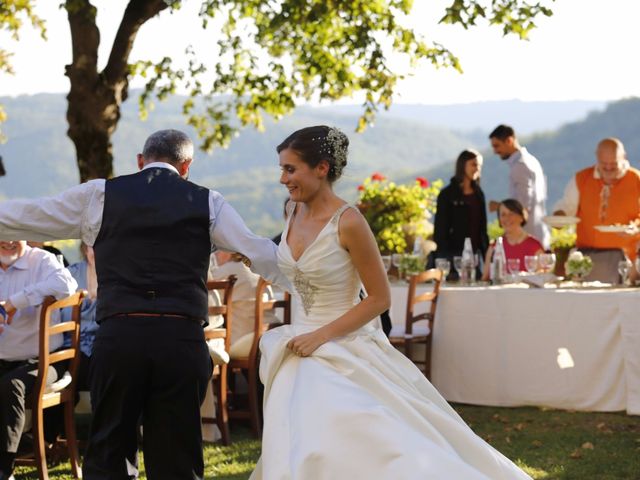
[250,204,531,480]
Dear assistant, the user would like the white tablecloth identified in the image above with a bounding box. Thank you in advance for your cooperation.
[389,283,640,415]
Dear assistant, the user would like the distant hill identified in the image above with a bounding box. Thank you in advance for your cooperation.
[0,93,635,236]
[318,99,606,137]
[0,93,475,235]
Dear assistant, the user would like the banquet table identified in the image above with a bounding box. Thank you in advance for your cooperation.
[389,282,640,415]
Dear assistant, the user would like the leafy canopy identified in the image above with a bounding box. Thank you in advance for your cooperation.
[1,0,554,149]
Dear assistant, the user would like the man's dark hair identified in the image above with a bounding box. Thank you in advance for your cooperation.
[489,124,516,141]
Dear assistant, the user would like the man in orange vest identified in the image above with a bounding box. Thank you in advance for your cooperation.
[554,137,640,265]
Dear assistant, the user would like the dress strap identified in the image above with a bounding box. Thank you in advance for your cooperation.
[330,204,354,226]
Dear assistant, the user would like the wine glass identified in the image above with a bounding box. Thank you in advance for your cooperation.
[618,260,632,286]
[391,253,403,280]
[435,258,451,284]
[507,258,520,282]
[381,255,391,273]
[453,256,463,281]
[524,255,538,274]
[539,253,556,274]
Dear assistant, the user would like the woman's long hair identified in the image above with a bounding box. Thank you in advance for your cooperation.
[453,149,482,187]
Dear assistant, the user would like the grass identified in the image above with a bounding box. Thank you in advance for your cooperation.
[13,405,640,479]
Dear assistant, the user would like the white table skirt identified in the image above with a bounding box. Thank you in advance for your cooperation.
[389,283,640,415]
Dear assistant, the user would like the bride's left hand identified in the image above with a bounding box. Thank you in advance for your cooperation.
[287,331,327,357]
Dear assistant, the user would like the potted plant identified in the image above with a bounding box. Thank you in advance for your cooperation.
[356,172,442,255]
[551,226,577,277]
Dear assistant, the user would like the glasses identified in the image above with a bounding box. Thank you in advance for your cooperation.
[539,253,556,274]
[435,258,451,284]
[507,258,521,282]
[524,255,538,274]
[618,260,632,286]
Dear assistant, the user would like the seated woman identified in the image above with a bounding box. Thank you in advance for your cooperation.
[482,198,544,280]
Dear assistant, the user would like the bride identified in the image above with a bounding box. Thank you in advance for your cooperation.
[251,125,531,479]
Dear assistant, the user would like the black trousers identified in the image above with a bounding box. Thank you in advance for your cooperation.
[83,316,212,480]
[0,357,66,475]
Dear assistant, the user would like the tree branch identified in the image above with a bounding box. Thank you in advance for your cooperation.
[103,0,168,86]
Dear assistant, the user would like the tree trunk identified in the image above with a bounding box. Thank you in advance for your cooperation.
[66,77,127,182]
[64,0,167,183]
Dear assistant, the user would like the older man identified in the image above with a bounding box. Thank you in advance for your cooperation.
[489,124,550,250]
[0,241,77,480]
[0,129,289,480]
[554,137,640,263]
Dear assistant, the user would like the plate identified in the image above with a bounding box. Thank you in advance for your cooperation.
[594,224,637,233]
[542,215,580,228]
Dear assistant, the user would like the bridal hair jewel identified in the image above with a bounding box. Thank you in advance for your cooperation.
[316,126,347,177]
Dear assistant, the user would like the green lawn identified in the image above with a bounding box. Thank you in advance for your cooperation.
[14,405,640,479]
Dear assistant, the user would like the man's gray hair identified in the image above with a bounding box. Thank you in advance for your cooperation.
[142,129,194,165]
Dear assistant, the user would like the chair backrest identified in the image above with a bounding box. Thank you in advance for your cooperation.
[206,275,237,351]
[404,269,443,335]
[247,278,291,362]
[34,291,86,406]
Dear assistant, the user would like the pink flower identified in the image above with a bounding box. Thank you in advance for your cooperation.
[371,172,386,182]
[357,185,365,191]
[416,177,429,188]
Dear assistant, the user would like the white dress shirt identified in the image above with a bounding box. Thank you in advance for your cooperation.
[0,246,78,360]
[0,162,291,291]
[507,147,550,249]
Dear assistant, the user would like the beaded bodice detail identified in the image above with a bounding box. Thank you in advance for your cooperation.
[278,203,362,325]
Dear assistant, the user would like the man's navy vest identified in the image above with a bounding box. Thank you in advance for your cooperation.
[94,167,211,323]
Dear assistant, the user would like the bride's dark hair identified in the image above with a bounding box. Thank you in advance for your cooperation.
[277,125,349,183]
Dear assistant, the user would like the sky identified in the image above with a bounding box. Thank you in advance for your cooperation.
[1,0,639,105]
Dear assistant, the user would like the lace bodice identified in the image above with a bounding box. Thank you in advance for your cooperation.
[278,203,371,331]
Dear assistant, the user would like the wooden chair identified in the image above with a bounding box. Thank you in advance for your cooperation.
[228,278,290,437]
[388,269,443,379]
[15,291,86,480]
[201,275,236,446]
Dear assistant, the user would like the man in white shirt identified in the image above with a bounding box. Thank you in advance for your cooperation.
[0,129,289,480]
[0,241,78,480]
[489,124,551,250]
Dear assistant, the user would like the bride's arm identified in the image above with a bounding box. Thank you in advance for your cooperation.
[287,208,391,356]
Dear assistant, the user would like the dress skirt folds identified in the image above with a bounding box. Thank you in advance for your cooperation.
[250,204,531,480]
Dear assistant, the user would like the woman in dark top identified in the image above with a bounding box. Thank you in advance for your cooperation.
[433,149,489,277]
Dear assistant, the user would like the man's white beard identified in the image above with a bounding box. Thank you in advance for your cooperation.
[0,254,19,267]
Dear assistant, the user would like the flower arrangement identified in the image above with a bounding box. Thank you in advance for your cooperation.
[551,225,577,250]
[565,250,593,280]
[399,253,424,275]
[356,173,443,254]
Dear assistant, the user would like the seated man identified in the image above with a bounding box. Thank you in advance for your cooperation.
[0,240,77,480]
[554,138,640,281]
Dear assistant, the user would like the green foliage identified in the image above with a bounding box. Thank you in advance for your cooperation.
[127,0,555,154]
[357,173,443,254]
[440,0,554,39]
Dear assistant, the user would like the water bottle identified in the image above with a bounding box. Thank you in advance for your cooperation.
[491,237,507,285]
[461,237,474,285]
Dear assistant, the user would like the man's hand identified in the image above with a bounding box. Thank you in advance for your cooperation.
[0,300,16,333]
[488,200,500,213]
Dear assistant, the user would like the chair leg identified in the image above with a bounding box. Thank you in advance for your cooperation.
[424,337,432,380]
[215,365,230,446]
[247,366,261,438]
[33,407,49,480]
[63,400,82,478]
